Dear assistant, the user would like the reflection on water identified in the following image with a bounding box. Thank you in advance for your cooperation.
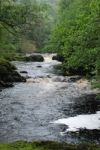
[60,94,100,116]
[0,54,100,143]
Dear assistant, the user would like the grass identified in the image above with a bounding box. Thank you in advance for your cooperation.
[0,141,100,150]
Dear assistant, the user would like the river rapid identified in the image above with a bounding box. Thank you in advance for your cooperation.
[0,54,100,143]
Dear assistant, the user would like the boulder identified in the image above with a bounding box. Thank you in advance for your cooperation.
[24,54,44,62]
[52,54,64,62]
[12,71,26,82]
[37,65,42,68]
[0,59,26,88]
[20,71,28,74]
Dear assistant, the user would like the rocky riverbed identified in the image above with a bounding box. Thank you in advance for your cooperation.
[0,54,100,143]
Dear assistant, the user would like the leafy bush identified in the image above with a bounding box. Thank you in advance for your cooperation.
[45,0,100,79]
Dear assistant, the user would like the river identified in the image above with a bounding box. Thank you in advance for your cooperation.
[0,54,100,143]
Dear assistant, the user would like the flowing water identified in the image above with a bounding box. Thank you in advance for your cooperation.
[0,54,100,143]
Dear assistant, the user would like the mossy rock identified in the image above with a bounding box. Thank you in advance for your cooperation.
[0,59,26,88]
[24,54,44,62]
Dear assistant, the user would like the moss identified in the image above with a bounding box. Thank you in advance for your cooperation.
[0,141,99,150]
[0,59,26,87]
[0,59,16,80]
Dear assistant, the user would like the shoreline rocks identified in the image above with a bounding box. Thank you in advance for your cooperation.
[0,59,26,89]
[0,80,14,88]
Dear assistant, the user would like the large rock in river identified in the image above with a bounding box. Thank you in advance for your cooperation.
[24,54,44,62]
[52,54,64,62]
[0,59,26,88]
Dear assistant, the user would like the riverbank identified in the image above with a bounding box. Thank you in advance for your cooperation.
[0,141,100,150]
[0,59,26,88]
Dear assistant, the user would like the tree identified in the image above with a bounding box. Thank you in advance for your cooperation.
[45,0,100,77]
[0,0,54,53]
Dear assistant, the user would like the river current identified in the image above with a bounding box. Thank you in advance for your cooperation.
[0,54,100,143]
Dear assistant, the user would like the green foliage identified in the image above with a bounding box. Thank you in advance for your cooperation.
[96,58,100,78]
[0,141,99,150]
[46,0,100,78]
[0,0,56,54]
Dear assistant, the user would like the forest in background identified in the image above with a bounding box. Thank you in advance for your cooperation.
[0,0,56,56]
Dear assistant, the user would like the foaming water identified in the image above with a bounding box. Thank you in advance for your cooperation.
[13,54,60,79]
[52,111,100,132]
[0,54,100,143]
